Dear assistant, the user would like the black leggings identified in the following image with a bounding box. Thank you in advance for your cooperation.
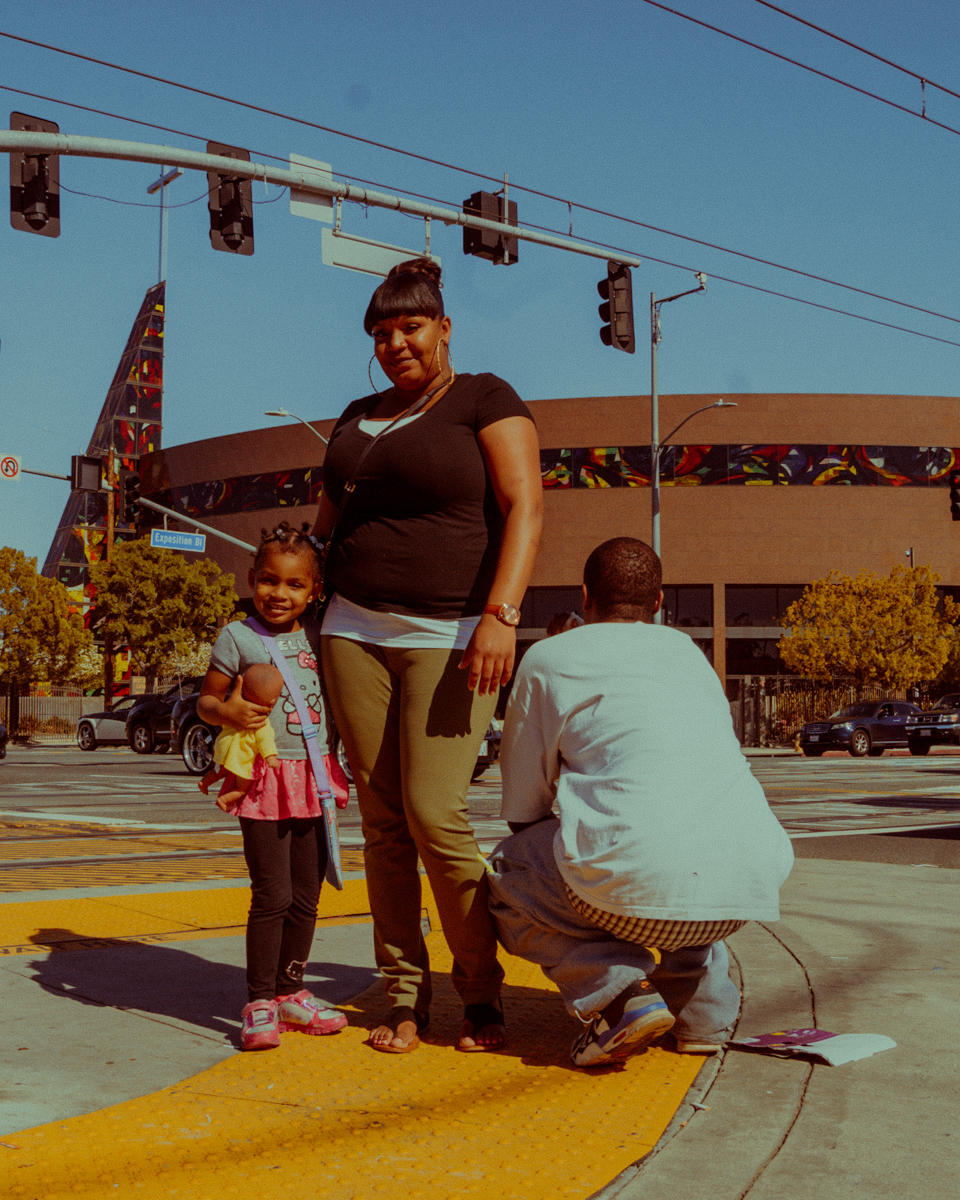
[240,817,329,1002]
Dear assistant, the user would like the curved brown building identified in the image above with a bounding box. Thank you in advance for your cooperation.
[140,391,960,680]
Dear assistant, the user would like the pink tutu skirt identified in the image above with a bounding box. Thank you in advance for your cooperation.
[221,753,349,820]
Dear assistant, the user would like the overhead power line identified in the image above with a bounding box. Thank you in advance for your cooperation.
[2,72,958,334]
[752,0,960,105]
[638,1,960,137]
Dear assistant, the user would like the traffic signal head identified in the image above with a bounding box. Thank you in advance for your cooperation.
[949,469,960,522]
[207,142,254,255]
[597,262,635,353]
[121,471,141,525]
[462,191,518,264]
[70,455,102,492]
[10,112,60,237]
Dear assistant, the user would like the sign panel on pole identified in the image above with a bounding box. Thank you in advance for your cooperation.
[150,529,206,553]
[321,228,440,277]
[1,454,21,481]
[289,154,334,223]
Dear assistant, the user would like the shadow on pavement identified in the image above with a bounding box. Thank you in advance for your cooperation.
[25,927,379,1044]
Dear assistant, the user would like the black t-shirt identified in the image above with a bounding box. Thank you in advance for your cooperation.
[322,373,534,618]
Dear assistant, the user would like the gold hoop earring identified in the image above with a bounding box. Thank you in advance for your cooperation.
[368,353,385,397]
[436,340,454,380]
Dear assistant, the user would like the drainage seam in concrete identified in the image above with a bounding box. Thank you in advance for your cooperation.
[732,920,819,1199]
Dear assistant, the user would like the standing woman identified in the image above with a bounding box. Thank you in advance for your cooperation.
[315,258,542,1053]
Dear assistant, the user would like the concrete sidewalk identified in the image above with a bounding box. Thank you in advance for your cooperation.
[2,843,955,1196]
[608,856,958,1200]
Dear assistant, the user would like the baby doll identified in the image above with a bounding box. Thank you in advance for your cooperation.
[199,662,284,812]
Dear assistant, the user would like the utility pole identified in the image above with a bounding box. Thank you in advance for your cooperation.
[147,166,182,283]
[103,448,115,709]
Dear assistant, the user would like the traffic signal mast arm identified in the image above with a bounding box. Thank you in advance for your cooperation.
[0,130,639,269]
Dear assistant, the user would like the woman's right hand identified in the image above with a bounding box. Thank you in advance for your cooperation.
[218,674,272,731]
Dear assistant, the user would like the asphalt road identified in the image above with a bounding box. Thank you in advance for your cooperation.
[2,742,960,870]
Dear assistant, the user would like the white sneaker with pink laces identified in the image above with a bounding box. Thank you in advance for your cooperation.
[276,990,348,1036]
[240,999,280,1051]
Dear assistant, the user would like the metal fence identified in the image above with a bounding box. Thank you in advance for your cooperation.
[727,676,936,747]
[0,686,84,742]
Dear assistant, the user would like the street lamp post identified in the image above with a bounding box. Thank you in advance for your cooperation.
[649,273,737,624]
[264,408,329,446]
[650,399,738,625]
[650,274,707,565]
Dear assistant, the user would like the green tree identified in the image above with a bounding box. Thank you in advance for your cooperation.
[0,547,92,688]
[89,539,239,690]
[779,565,957,690]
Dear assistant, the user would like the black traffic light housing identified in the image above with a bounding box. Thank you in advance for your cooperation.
[949,470,960,522]
[70,455,102,492]
[207,141,254,255]
[10,112,60,237]
[598,262,635,353]
[463,191,518,264]
[121,471,142,525]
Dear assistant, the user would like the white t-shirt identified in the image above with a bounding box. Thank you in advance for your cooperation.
[500,621,793,921]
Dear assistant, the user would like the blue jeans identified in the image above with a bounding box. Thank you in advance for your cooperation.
[487,819,741,1041]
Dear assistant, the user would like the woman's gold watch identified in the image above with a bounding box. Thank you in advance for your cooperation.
[483,603,520,627]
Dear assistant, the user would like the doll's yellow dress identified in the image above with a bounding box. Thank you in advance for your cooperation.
[213,723,278,778]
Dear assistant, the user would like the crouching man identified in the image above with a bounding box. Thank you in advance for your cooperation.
[488,538,793,1068]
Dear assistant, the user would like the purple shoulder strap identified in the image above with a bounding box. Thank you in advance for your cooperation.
[244,617,342,890]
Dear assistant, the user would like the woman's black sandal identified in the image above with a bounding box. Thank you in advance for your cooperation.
[367,1006,430,1054]
[458,1001,506,1053]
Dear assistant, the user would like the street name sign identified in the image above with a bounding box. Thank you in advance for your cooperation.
[321,227,440,277]
[150,529,206,553]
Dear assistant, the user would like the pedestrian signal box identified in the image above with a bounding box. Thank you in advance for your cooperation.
[949,470,960,521]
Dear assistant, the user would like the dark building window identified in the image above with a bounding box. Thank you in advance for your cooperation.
[937,586,960,614]
[726,585,805,627]
[520,586,584,629]
[726,638,793,676]
[662,585,713,628]
[525,584,714,630]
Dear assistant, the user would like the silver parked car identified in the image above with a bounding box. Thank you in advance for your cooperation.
[76,695,142,751]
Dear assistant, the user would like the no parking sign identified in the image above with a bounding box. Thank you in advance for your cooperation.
[1,454,21,481]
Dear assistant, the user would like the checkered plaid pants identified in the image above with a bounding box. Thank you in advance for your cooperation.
[565,885,746,951]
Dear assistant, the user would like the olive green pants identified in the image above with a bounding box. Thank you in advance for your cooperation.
[320,636,504,1011]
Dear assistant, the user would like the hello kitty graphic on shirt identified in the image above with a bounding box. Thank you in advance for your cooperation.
[280,647,323,736]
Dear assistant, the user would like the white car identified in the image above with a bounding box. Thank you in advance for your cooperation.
[75,696,142,751]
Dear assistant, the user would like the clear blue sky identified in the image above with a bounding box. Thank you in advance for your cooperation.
[2,0,960,564]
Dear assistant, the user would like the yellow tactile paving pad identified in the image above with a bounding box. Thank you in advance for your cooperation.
[0,879,373,952]
[0,880,703,1199]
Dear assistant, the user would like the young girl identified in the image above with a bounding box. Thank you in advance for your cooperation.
[198,523,350,1052]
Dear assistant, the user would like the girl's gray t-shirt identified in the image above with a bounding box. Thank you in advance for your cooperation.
[208,618,333,758]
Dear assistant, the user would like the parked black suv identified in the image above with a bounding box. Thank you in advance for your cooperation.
[905,693,960,755]
[172,690,217,774]
[799,700,921,757]
[172,690,501,783]
[126,677,205,755]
